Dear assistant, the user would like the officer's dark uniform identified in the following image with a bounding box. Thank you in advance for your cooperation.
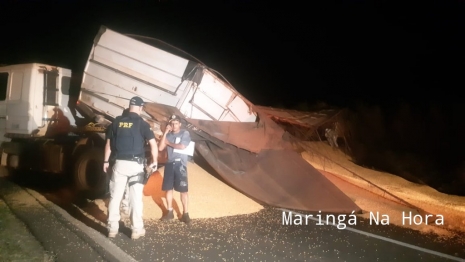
[108,111,153,163]
[106,99,154,237]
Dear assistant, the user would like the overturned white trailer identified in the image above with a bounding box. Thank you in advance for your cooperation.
[80,26,256,131]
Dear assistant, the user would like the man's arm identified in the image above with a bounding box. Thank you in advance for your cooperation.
[148,138,158,166]
[103,139,111,172]
[163,137,188,149]
[141,121,158,166]
[159,126,189,150]
[158,124,172,151]
[177,130,191,150]
[166,140,187,150]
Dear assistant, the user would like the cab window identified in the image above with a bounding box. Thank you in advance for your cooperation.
[0,72,8,101]
[61,76,70,95]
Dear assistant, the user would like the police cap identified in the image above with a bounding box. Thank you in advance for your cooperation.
[129,96,144,106]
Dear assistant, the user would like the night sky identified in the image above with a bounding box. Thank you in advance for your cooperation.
[1,0,464,108]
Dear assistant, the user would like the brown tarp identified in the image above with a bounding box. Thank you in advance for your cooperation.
[186,108,290,153]
[144,103,361,213]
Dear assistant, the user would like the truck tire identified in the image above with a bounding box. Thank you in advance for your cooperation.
[74,147,107,199]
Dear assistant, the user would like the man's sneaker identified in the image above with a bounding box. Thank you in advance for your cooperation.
[181,213,191,224]
[161,210,174,221]
[131,228,146,240]
[108,229,118,238]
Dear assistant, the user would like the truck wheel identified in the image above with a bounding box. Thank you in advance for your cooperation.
[74,148,107,198]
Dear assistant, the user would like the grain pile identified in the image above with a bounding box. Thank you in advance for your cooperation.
[142,162,264,220]
[93,162,264,221]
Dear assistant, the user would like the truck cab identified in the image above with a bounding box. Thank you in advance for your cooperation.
[0,63,158,198]
[0,63,75,142]
[0,64,99,189]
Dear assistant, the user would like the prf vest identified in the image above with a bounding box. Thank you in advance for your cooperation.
[111,114,145,157]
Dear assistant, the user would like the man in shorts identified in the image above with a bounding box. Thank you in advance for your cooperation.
[158,114,191,224]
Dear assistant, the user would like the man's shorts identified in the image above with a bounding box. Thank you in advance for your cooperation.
[162,161,188,192]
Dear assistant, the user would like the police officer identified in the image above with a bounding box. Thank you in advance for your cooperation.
[103,96,158,239]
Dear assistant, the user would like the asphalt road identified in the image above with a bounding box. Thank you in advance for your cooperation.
[108,208,465,262]
[2,172,465,262]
